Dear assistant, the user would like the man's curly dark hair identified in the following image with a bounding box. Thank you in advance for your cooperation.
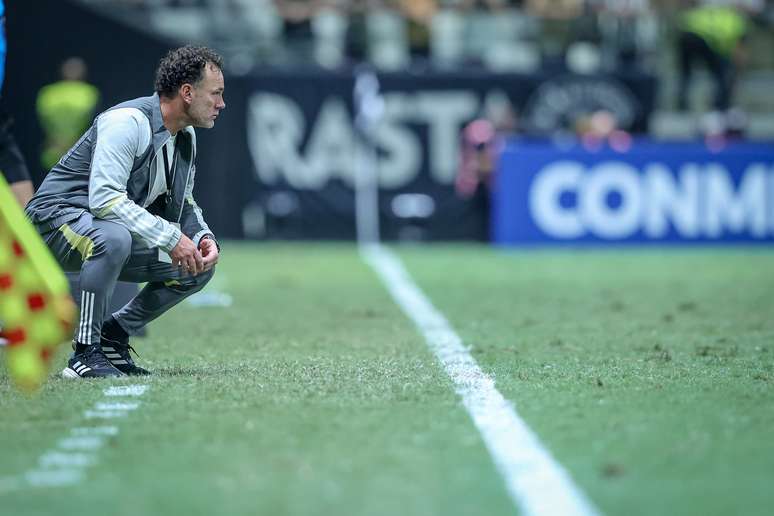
[154,46,223,98]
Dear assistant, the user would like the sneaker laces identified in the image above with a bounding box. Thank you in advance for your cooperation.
[104,338,139,362]
[82,345,115,369]
[123,343,139,360]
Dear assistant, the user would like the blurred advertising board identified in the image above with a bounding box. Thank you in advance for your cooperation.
[236,70,654,240]
[494,139,774,245]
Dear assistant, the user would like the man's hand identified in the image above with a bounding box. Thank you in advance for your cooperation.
[10,180,34,208]
[199,237,219,271]
[170,234,204,275]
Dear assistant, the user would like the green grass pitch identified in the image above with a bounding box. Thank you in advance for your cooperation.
[1,243,772,516]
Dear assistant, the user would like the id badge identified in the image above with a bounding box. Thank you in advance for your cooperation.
[158,223,181,264]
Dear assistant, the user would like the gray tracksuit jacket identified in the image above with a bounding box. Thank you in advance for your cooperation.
[26,93,214,253]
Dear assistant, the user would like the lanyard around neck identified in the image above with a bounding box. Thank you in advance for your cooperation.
[161,141,175,190]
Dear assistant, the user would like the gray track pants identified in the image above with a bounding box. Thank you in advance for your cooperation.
[40,211,213,346]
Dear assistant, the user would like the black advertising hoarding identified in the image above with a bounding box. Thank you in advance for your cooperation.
[230,69,655,240]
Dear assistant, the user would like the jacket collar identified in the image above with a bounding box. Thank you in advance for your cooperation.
[150,93,171,154]
[151,93,169,136]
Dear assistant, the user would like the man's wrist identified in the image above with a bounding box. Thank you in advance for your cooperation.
[165,226,183,253]
[200,234,220,251]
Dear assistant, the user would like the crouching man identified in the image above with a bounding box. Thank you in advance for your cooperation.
[26,46,225,377]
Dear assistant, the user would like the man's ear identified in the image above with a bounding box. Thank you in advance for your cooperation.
[180,84,194,104]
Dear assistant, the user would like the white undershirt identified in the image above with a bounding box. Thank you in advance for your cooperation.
[146,134,176,208]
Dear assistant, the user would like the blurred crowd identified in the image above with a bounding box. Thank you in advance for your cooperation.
[83,0,772,75]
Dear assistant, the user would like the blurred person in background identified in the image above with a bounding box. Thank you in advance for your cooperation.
[398,0,437,62]
[0,0,33,348]
[274,0,324,62]
[526,0,582,19]
[25,46,224,378]
[456,92,516,240]
[0,0,32,208]
[36,57,100,171]
[676,0,749,113]
[0,110,31,207]
[345,0,371,63]
[590,0,654,72]
[456,118,504,241]
[37,57,144,338]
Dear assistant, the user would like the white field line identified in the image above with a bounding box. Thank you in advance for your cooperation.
[361,244,600,516]
[104,385,148,397]
[0,385,149,493]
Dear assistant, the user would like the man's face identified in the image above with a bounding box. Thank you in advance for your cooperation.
[187,63,225,129]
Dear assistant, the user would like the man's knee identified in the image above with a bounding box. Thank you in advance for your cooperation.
[191,269,214,292]
[168,268,214,297]
[97,224,132,264]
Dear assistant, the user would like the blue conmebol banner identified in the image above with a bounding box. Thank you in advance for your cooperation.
[494,140,774,245]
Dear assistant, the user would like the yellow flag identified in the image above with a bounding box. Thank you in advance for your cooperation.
[0,174,75,391]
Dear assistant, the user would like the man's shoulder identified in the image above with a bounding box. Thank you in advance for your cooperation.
[110,94,157,113]
[96,107,152,151]
[99,106,148,123]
